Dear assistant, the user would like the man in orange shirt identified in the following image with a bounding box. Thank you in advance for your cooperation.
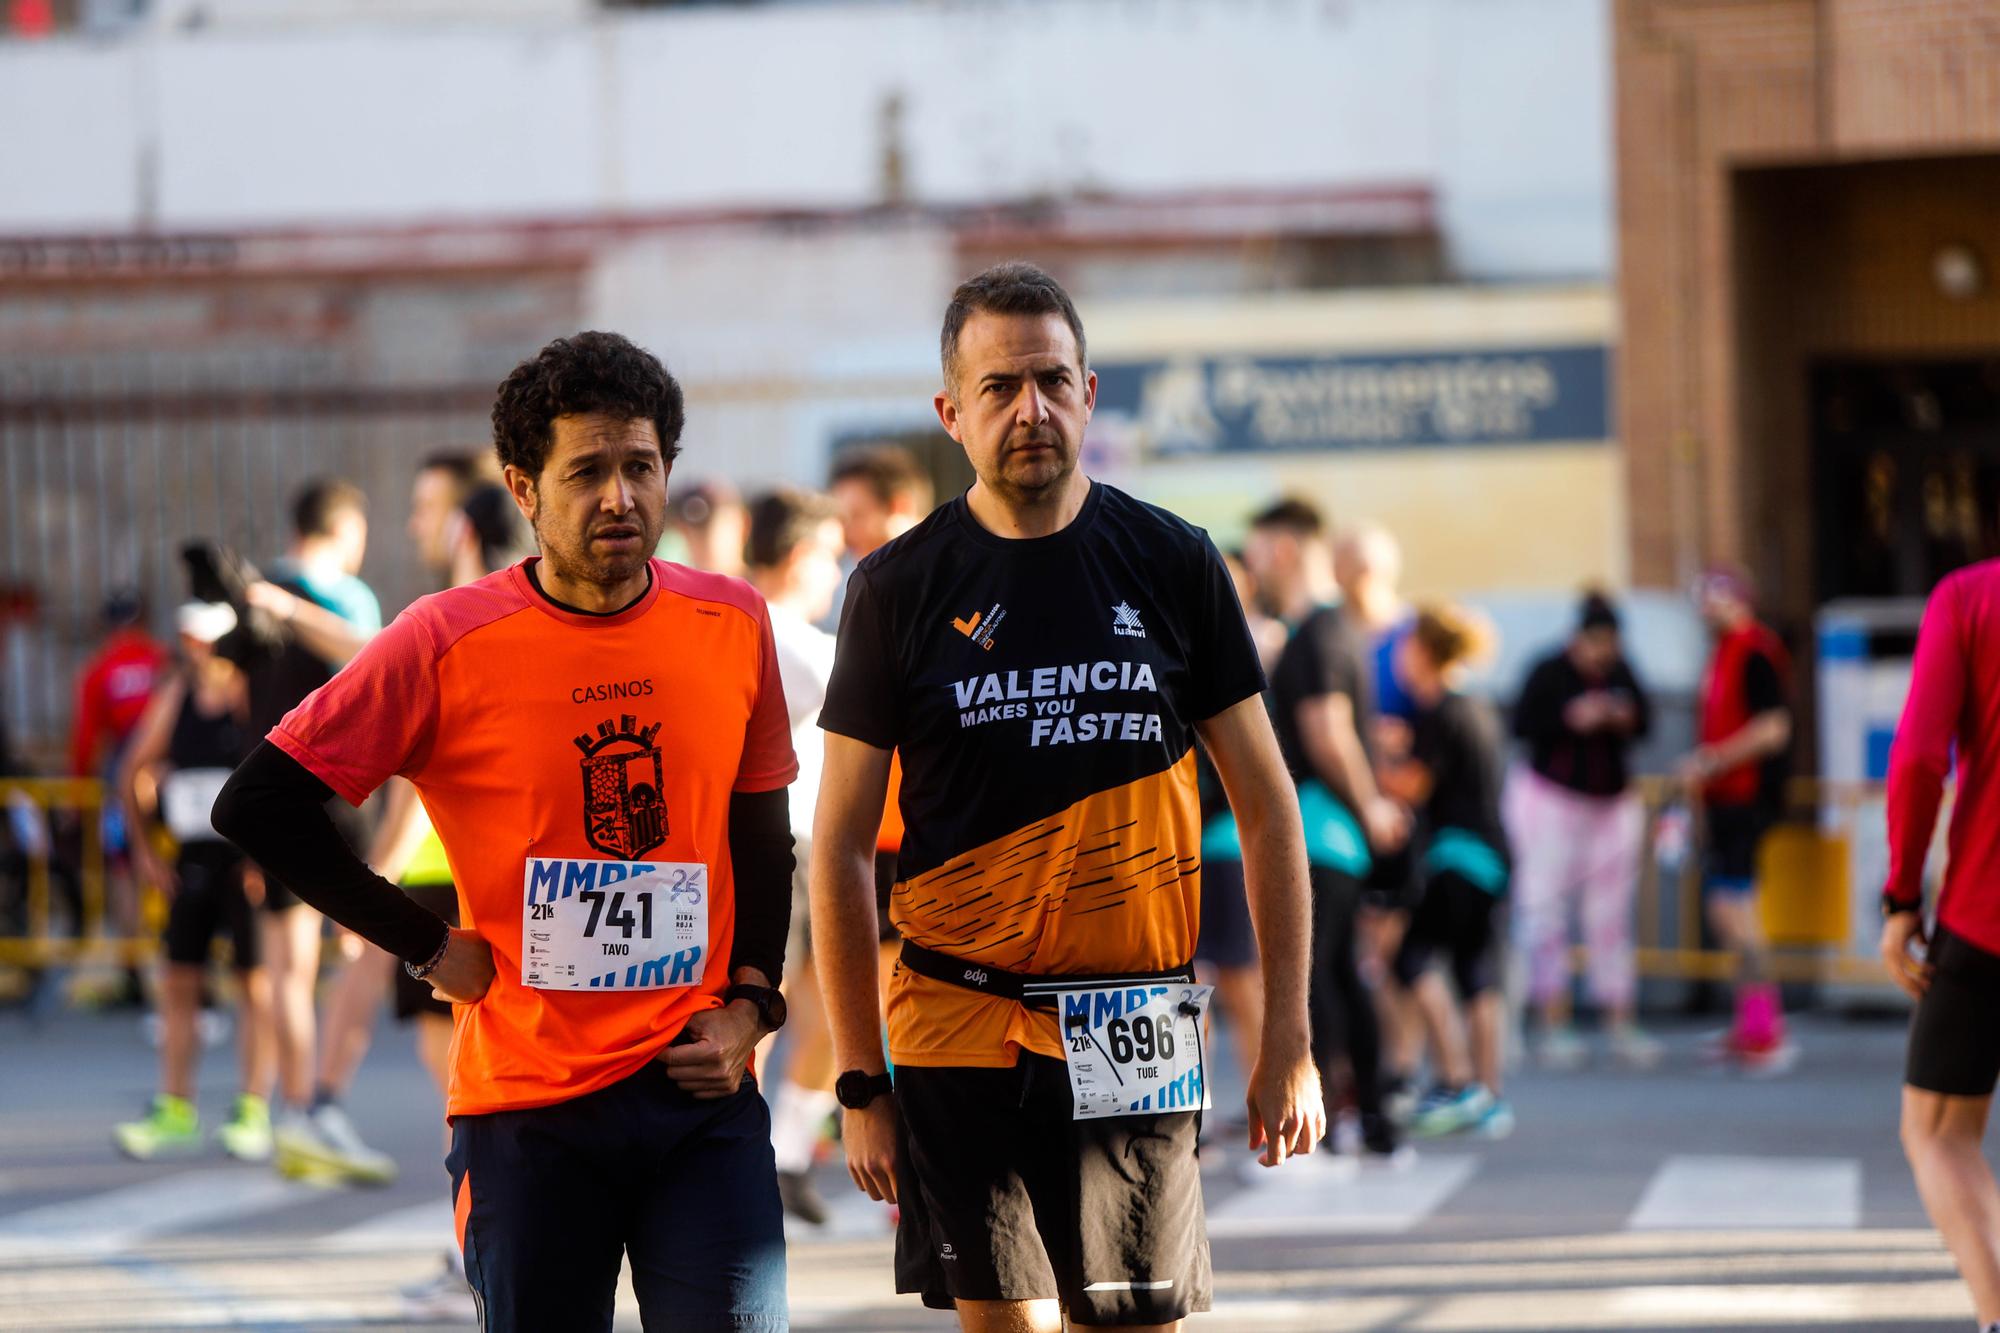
[215,332,796,1332]
[812,264,1324,1333]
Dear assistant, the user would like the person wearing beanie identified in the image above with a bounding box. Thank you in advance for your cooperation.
[1507,590,1658,1070]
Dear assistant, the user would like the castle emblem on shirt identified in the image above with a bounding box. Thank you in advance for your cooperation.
[1111,601,1147,639]
[575,715,667,858]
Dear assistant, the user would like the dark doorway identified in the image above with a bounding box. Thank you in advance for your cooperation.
[1812,357,2000,603]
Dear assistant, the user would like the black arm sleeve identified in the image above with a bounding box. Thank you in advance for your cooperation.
[727,786,795,986]
[212,741,450,964]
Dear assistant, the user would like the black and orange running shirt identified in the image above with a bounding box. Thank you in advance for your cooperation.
[819,482,1265,1068]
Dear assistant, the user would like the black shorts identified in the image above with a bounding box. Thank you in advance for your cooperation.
[1907,924,2000,1096]
[1194,857,1257,970]
[1393,871,1502,998]
[162,843,259,969]
[893,1053,1210,1326]
[1704,802,1776,894]
[448,1064,786,1333]
[1363,840,1421,914]
[392,881,459,1022]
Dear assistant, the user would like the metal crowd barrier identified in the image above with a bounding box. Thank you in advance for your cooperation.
[1622,775,1904,992]
[0,776,155,969]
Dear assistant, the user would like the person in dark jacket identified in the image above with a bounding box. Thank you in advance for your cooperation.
[1507,591,1658,1070]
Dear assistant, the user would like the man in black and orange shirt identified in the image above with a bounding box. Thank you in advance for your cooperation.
[811,263,1324,1333]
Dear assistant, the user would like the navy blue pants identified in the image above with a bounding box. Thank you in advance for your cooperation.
[447,1063,787,1332]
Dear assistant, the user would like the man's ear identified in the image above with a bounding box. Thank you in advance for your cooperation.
[502,464,538,523]
[934,389,964,444]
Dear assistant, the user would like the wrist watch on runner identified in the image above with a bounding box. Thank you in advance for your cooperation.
[722,983,787,1032]
[835,1069,894,1110]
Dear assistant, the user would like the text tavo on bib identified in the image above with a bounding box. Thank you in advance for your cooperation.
[520,857,708,992]
[1060,983,1211,1121]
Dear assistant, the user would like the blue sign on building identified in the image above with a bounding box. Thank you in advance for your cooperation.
[1089,345,1611,456]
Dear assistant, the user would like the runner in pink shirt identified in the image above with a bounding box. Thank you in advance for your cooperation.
[1884,557,2000,1333]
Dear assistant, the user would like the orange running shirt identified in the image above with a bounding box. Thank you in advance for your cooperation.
[271,558,796,1115]
[819,484,1265,1068]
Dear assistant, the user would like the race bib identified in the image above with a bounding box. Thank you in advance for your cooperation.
[520,857,708,991]
[159,768,231,843]
[1060,983,1211,1121]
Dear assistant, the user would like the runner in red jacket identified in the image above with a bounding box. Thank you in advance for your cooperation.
[1883,557,2000,1333]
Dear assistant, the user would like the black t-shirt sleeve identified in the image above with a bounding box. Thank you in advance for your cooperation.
[1185,537,1268,721]
[1742,651,1784,716]
[818,566,899,750]
[1303,612,1362,703]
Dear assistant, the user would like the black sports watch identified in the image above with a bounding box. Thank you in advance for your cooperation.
[835,1069,894,1110]
[1881,895,1923,920]
[723,983,787,1033]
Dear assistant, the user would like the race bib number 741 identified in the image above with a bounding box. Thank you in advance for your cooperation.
[1060,983,1212,1120]
[521,857,708,991]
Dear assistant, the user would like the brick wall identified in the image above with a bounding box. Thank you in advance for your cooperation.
[1616,0,2000,601]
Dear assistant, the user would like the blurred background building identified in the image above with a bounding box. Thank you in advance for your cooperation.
[1,0,1996,786]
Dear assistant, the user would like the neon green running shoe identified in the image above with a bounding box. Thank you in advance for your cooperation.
[114,1094,201,1160]
[218,1094,273,1162]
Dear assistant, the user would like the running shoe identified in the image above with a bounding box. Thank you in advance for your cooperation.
[1360,1111,1415,1167]
[1383,1077,1421,1127]
[1734,1036,1799,1078]
[1467,1096,1516,1140]
[196,1008,232,1049]
[778,1169,830,1226]
[1607,1023,1664,1070]
[217,1094,273,1162]
[1331,1106,1362,1155]
[401,1252,475,1322]
[1536,1025,1589,1071]
[114,1094,201,1160]
[274,1105,398,1186]
[1409,1084,1496,1139]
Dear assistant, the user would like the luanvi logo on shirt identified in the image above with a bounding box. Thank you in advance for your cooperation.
[951,603,1006,651]
[574,715,668,858]
[1111,601,1146,638]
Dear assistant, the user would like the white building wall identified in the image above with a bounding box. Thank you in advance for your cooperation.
[0,0,1610,279]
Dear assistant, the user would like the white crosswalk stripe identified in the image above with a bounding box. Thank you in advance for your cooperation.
[0,1156,1960,1330]
[1626,1155,1863,1231]
[1207,1153,1482,1237]
[0,1167,320,1259]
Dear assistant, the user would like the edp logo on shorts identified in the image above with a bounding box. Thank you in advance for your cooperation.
[574,715,667,858]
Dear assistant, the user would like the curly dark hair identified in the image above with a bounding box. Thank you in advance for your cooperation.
[490,331,686,478]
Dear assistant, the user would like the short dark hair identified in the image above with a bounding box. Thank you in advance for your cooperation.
[491,331,686,479]
[418,450,481,485]
[829,444,934,511]
[745,488,841,571]
[940,261,1087,392]
[1247,496,1326,538]
[292,478,367,540]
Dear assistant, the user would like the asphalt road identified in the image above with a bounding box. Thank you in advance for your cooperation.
[0,1001,1976,1332]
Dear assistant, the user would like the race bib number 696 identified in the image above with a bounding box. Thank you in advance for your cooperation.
[1060,983,1212,1120]
[520,857,708,991]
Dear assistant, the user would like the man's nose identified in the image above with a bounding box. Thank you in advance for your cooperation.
[1015,382,1049,426]
[601,475,634,513]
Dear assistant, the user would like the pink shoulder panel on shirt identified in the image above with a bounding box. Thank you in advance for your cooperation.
[657,561,767,624]
[401,566,538,658]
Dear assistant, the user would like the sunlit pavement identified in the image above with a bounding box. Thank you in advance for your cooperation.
[0,1005,1971,1332]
